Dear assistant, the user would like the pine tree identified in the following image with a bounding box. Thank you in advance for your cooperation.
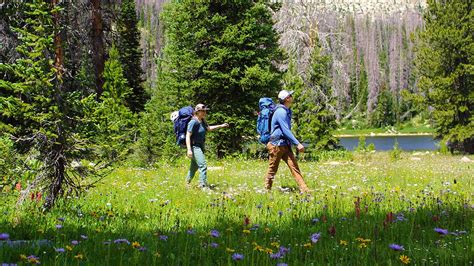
[0,2,135,208]
[370,86,396,127]
[93,46,136,159]
[416,0,473,153]
[117,0,147,112]
[283,59,305,141]
[293,41,339,150]
[152,0,283,157]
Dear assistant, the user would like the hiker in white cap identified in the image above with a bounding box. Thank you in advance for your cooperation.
[185,104,229,189]
[263,90,310,193]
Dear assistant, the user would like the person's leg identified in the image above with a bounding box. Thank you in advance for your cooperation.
[282,146,310,193]
[186,153,198,184]
[193,146,208,187]
[264,143,284,190]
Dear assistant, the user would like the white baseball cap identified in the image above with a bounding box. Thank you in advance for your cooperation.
[278,90,294,101]
[194,104,210,112]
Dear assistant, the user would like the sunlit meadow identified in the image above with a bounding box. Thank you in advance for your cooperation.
[0,152,472,265]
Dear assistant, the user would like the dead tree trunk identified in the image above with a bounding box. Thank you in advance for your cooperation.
[90,0,105,98]
[44,146,66,209]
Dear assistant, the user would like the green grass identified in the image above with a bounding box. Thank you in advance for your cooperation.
[336,126,435,136]
[0,153,472,265]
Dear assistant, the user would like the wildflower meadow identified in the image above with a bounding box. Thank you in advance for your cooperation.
[0,152,472,265]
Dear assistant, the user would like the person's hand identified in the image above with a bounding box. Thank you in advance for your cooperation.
[187,149,193,158]
[222,123,229,128]
[297,143,305,153]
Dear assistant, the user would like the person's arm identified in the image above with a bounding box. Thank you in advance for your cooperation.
[207,123,229,131]
[274,109,300,146]
[186,131,193,158]
[186,120,195,158]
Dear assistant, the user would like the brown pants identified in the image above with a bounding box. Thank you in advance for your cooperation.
[264,143,309,193]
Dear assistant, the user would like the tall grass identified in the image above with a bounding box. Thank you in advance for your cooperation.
[0,153,472,265]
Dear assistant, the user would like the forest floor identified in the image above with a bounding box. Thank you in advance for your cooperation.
[0,152,472,265]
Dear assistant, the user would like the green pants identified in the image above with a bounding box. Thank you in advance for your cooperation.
[186,146,207,187]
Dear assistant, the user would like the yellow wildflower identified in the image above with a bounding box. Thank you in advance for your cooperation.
[226,248,235,253]
[358,243,367,249]
[264,227,271,233]
[242,229,251,234]
[271,242,280,248]
[66,245,73,251]
[399,255,410,264]
[340,240,348,246]
[264,248,273,254]
[154,252,161,257]
[254,245,264,252]
[74,254,84,260]
[28,257,40,264]
[132,241,141,248]
[303,243,312,248]
[20,254,27,261]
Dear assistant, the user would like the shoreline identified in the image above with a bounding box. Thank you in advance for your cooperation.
[336,132,434,138]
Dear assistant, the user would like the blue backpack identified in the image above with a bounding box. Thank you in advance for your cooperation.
[173,106,194,147]
[257,98,277,144]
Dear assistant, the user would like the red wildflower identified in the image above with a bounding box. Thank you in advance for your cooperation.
[244,216,250,226]
[383,212,394,229]
[354,197,361,219]
[328,225,336,237]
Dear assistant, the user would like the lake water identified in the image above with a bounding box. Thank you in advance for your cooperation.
[339,135,439,151]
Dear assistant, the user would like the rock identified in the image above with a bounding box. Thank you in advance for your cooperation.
[325,161,342,165]
[460,156,472,162]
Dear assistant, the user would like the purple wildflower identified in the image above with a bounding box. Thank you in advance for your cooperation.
[279,246,290,255]
[57,217,65,222]
[231,253,244,261]
[113,239,130,245]
[311,218,320,224]
[55,224,63,229]
[1,263,18,266]
[388,244,404,251]
[250,224,260,231]
[210,242,218,248]
[210,230,220,238]
[310,232,321,243]
[138,246,147,252]
[71,240,79,245]
[277,263,288,266]
[55,248,65,253]
[270,252,283,259]
[102,241,111,245]
[159,235,168,241]
[80,235,88,240]
[186,229,195,235]
[395,213,407,222]
[434,228,448,235]
[0,233,9,241]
